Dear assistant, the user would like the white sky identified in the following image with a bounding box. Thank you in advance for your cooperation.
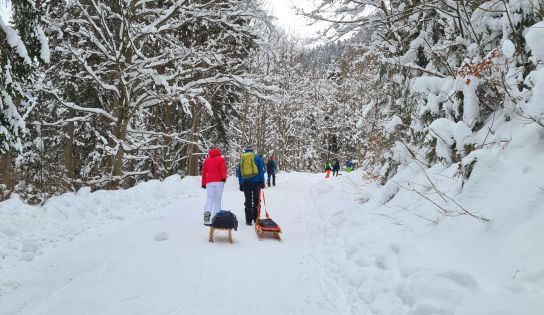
[264,0,325,39]
[1,1,324,39]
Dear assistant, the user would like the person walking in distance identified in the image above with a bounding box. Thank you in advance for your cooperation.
[324,160,332,178]
[237,146,265,225]
[201,148,227,226]
[266,155,277,187]
[332,159,340,177]
[345,158,354,172]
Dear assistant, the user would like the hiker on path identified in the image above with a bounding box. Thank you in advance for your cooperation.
[324,160,332,178]
[332,159,340,177]
[346,159,354,172]
[237,146,265,225]
[266,155,277,187]
[201,148,227,226]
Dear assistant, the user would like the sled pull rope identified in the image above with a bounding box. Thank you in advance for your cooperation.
[258,189,270,219]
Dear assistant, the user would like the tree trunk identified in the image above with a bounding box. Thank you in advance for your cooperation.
[107,91,128,189]
[0,152,14,200]
[112,117,128,178]
[257,100,267,155]
[240,92,250,146]
[163,103,173,174]
[185,101,202,176]
[64,109,76,180]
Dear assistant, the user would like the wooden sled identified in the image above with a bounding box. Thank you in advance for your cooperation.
[209,227,233,243]
[255,190,282,241]
[255,224,281,241]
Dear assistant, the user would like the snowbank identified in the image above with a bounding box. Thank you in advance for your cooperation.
[307,123,544,314]
[0,175,200,270]
[526,21,544,63]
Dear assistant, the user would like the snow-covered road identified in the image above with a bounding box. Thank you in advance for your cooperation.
[0,173,339,315]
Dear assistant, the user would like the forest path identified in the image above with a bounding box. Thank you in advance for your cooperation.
[0,173,341,315]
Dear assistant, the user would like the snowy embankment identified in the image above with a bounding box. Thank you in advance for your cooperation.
[0,176,200,269]
[307,123,544,314]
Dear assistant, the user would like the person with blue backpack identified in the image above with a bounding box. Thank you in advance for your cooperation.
[346,159,354,172]
[237,145,265,226]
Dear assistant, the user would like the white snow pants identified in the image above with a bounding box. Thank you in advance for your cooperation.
[204,182,224,217]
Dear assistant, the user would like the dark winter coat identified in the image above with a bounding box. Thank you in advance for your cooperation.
[333,161,340,172]
[266,159,277,174]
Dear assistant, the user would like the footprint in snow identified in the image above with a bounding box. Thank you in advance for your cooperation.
[154,232,169,241]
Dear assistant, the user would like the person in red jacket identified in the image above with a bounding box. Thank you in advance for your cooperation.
[201,148,227,226]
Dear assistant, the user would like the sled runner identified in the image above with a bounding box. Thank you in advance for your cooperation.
[255,190,282,241]
[209,210,237,244]
[209,227,232,243]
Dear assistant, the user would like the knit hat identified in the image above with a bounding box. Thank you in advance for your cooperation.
[243,145,254,152]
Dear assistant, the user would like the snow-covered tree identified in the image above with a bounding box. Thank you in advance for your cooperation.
[38,0,269,188]
[305,0,544,179]
[0,0,48,153]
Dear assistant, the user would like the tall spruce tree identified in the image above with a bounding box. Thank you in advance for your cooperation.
[0,0,48,153]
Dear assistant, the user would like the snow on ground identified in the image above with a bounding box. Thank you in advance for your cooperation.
[0,173,338,314]
[1,123,543,314]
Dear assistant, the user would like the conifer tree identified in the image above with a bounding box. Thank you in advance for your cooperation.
[0,0,48,153]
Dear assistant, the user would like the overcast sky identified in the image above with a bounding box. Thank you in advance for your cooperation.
[265,0,324,39]
[0,1,323,39]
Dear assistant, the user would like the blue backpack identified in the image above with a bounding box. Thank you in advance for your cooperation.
[212,210,238,231]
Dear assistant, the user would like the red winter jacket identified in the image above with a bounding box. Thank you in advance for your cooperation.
[201,148,227,186]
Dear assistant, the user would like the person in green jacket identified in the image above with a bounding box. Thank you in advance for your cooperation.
[324,160,332,178]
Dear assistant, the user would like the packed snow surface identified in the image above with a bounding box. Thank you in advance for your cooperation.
[0,175,335,314]
[154,232,169,242]
[1,136,543,314]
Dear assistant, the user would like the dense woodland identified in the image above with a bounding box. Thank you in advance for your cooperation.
[1,0,544,204]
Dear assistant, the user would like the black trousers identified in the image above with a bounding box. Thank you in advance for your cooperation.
[267,172,276,186]
[243,182,261,224]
